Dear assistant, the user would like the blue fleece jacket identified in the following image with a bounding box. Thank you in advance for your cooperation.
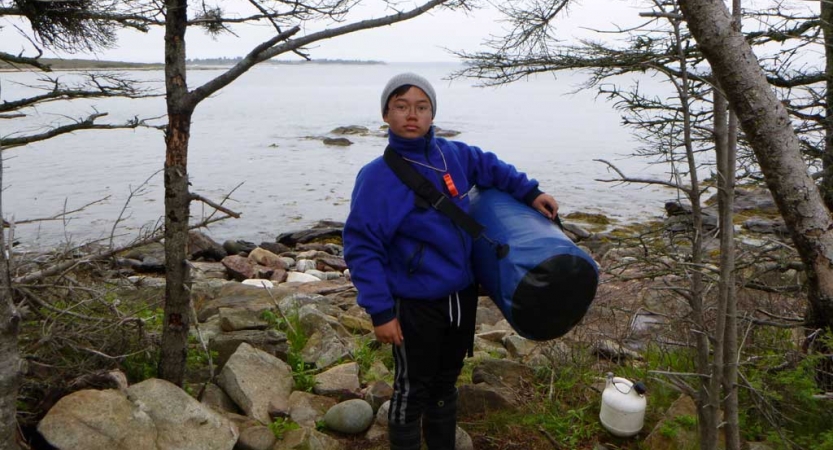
[343,127,543,326]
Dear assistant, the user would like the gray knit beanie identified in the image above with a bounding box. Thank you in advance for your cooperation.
[381,72,437,118]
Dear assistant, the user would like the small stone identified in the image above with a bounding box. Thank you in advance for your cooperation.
[364,381,393,413]
[236,425,277,450]
[323,399,374,434]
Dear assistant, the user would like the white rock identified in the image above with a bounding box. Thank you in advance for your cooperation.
[286,271,321,283]
[305,269,328,280]
[296,259,317,272]
[241,279,274,289]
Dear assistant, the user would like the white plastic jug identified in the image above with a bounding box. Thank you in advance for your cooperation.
[599,372,647,437]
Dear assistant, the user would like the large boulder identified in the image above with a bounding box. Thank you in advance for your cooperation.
[201,383,241,414]
[210,329,289,370]
[217,343,294,424]
[126,378,238,450]
[38,389,157,450]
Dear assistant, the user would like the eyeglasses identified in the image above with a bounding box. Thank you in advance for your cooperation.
[389,103,432,117]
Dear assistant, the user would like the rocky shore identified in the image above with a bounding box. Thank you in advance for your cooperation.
[26,187,791,450]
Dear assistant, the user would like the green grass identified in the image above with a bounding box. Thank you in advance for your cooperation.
[269,417,300,439]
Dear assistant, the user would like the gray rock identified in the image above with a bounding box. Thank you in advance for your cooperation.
[219,307,269,332]
[277,222,344,246]
[276,293,329,317]
[200,382,241,414]
[314,362,361,397]
[561,222,592,240]
[258,241,291,255]
[136,256,165,273]
[364,381,393,413]
[296,259,317,272]
[124,242,165,264]
[593,339,642,362]
[503,335,538,359]
[223,239,257,255]
[189,231,227,261]
[190,261,229,281]
[279,256,296,269]
[476,329,510,343]
[455,426,474,450]
[471,359,534,391]
[331,125,370,135]
[434,126,461,137]
[289,391,338,428]
[323,399,374,434]
[274,428,344,450]
[365,360,391,383]
[126,378,238,450]
[236,425,276,450]
[302,331,351,369]
[323,137,353,146]
[743,218,789,236]
[190,314,223,343]
[38,389,157,450]
[473,336,508,358]
[364,400,390,441]
[475,301,503,328]
[217,343,294,424]
[197,282,291,322]
[210,329,288,371]
[458,383,516,415]
[341,313,373,334]
[305,269,329,280]
[729,187,776,213]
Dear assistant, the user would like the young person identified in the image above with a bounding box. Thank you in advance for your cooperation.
[343,73,558,450]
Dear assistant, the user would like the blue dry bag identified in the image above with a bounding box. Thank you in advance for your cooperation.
[470,188,599,341]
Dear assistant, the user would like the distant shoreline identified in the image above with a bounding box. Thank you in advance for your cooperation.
[1,58,386,72]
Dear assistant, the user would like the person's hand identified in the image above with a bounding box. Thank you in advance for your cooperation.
[374,318,404,346]
[532,193,559,220]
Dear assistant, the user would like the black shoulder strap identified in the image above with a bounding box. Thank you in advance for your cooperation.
[383,146,485,240]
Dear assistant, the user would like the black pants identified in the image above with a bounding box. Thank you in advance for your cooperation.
[388,284,478,426]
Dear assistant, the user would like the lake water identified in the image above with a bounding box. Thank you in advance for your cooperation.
[3,62,675,250]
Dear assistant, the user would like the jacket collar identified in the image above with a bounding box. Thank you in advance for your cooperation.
[388,126,436,156]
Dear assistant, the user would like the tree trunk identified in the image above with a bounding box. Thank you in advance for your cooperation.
[0,152,21,450]
[668,15,717,449]
[678,0,833,331]
[720,3,741,448]
[821,0,833,211]
[158,0,193,386]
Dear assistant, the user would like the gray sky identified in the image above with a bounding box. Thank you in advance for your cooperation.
[4,0,652,63]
